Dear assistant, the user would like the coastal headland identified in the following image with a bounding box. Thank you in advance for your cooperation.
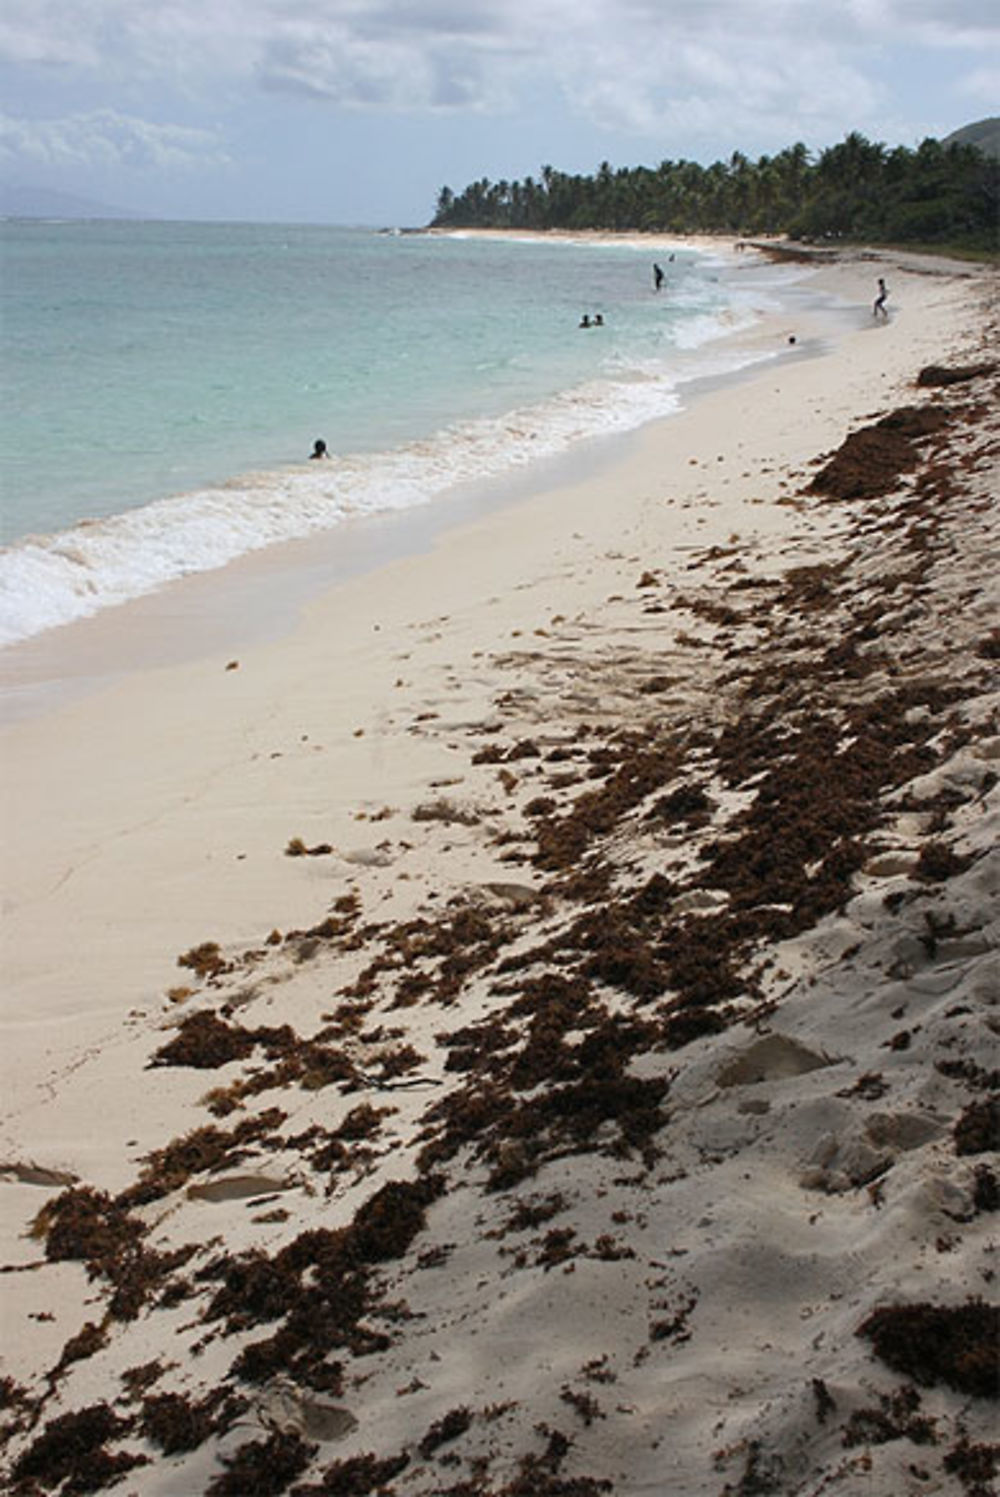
[1,238,997,1495]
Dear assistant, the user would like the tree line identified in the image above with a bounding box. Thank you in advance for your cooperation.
[431,133,998,251]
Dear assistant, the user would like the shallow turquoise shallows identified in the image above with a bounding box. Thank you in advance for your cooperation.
[0,221,793,644]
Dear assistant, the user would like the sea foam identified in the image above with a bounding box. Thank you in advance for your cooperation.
[0,351,775,648]
[1,228,784,650]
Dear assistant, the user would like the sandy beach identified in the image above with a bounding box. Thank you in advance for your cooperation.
[1,240,998,1496]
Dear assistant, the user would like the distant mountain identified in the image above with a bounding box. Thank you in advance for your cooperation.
[0,184,142,219]
[942,117,1000,160]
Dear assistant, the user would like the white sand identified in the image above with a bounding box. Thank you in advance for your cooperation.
[1,243,997,1496]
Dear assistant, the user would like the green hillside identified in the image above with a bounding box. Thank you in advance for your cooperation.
[943,117,1000,160]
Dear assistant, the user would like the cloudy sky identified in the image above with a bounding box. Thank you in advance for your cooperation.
[1,0,996,225]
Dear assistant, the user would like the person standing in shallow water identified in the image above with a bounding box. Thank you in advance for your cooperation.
[873,278,889,320]
[653,263,665,291]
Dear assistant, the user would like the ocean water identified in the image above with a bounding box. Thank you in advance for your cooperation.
[0,221,794,647]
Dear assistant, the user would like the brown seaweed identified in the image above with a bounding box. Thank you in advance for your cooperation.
[290,1451,411,1494]
[140,1390,225,1454]
[954,1097,1000,1156]
[10,1404,145,1494]
[807,404,952,502]
[858,1300,1000,1398]
[205,1430,316,1496]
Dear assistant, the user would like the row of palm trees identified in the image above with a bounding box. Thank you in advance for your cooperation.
[431,133,997,250]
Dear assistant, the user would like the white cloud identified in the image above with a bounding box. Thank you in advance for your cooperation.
[516,13,889,152]
[0,0,995,170]
[958,65,1000,102]
[245,0,997,134]
[1,0,997,85]
[254,25,515,110]
[876,0,1000,46]
[0,10,99,67]
[0,108,229,171]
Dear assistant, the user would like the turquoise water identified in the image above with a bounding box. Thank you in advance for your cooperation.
[0,221,789,644]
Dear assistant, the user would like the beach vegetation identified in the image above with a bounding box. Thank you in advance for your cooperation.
[943,1438,1000,1491]
[914,840,974,882]
[151,1009,258,1069]
[50,1320,110,1383]
[140,1390,224,1454]
[290,1450,411,1493]
[284,837,333,857]
[32,1185,146,1262]
[411,797,482,825]
[936,1058,1000,1092]
[858,1299,1000,1398]
[9,1403,148,1493]
[10,360,998,1496]
[0,1373,32,1419]
[32,1185,198,1322]
[197,1176,444,1394]
[917,362,997,387]
[841,1384,938,1448]
[954,1097,1000,1155]
[560,1386,605,1425]
[417,1405,474,1457]
[117,1110,286,1206]
[806,404,953,503]
[177,941,229,980]
[972,1165,998,1213]
[432,131,998,254]
[119,1360,167,1397]
[205,1429,316,1496]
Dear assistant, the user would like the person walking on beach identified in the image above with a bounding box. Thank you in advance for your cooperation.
[873,277,889,320]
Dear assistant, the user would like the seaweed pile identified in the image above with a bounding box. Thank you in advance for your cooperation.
[2,349,998,1495]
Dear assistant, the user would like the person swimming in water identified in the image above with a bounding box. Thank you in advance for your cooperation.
[310,439,329,459]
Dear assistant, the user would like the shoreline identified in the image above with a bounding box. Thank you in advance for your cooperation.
[1,243,997,1495]
[0,239,945,725]
[434,222,997,270]
[0,228,864,677]
[0,242,987,1130]
[0,314,816,728]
